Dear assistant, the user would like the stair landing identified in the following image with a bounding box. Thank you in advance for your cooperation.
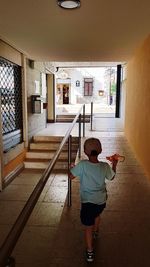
[33,122,82,137]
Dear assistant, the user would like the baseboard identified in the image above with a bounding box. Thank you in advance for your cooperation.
[2,163,24,190]
[47,119,55,123]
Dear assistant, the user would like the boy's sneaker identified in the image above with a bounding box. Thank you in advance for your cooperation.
[86,250,94,262]
[93,231,99,239]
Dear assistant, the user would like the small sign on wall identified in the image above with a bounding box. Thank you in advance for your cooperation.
[41,73,46,97]
[35,80,40,94]
[76,80,80,87]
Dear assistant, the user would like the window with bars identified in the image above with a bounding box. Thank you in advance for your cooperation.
[0,57,23,151]
[84,78,93,96]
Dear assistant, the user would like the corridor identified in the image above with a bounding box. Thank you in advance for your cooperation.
[0,121,150,267]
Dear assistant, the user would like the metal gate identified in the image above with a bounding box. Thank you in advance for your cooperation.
[0,57,23,152]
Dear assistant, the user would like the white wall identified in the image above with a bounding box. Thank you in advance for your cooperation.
[26,60,47,140]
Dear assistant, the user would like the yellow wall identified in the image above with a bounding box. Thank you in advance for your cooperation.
[3,149,26,178]
[125,35,150,178]
[47,74,55,122]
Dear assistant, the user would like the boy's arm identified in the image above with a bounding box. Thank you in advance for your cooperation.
[112,159,118,173]
[69,161,82,180]
[69,163,76,180]
[69,169,76,180]
[110,159,118,180]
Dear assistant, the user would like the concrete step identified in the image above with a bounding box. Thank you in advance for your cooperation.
[56,118,90,123]
[33,135,79,143]
[56,114,90,118]
[26,151,77,160]
[24,161,68,170]
[25,134,78,172]
[56,114,90,123]
[29,142,78,151]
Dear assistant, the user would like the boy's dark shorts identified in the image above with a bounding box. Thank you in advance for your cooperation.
[80,202,106,226]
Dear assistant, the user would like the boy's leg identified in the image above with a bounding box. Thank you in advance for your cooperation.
[94,215,101,232]
[85,226,94,262]
[85,225,93,251]
[93,203,106,235]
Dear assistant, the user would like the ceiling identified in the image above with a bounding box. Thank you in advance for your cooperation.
[0,0,150,63]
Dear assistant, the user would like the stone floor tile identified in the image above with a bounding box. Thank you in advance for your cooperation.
[0,225,12,246]
[0,201,25,225]
[43,186,68,203]
[50,174,68,187]
[27,203,64,226]
[11,169,44,185]
[0,184,36,201]
[12,226,57,266]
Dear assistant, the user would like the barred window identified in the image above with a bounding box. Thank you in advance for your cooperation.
[84,78,93,96]
[0,57,23,151]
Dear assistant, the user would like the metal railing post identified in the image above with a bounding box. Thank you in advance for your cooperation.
[5,257,15,267]
[67,135,72,207]
[90,102,93,131]
[78,114,81,158]
[83,104,85,137]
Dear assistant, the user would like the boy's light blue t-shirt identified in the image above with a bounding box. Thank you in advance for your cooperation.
[71,160,115,205]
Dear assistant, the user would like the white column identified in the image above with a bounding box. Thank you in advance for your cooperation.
[22,54,28,148]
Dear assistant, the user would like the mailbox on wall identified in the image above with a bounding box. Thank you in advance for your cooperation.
[31,95,43,114]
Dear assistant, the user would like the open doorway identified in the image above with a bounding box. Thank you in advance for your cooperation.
[63,84,69,104]
[55,67,119,117]
[56,83,70,105]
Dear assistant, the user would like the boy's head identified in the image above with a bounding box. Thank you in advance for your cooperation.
[84,138,102,157]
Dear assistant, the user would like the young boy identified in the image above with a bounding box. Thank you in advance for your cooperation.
[69,137,118,262]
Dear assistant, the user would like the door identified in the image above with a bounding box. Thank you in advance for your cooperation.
[115,65,122,118]
[63,85,69,104]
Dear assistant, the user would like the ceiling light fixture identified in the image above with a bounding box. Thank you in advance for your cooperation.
[59,70,69,79]
[58,0,80,9]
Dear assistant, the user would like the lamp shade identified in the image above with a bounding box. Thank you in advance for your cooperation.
[58,0,80,9]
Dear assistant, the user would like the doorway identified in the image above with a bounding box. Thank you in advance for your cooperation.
[55,66,122,118]
[56,83,70,105]
[63,85,69,104]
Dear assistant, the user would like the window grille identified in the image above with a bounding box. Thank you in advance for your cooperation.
[0,57,23,151]
[84,78,93,96]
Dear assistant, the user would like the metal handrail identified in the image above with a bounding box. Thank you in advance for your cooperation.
[0,104,85,267]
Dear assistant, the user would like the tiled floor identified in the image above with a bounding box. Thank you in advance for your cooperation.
[56,103,115,116]
[0,120,150,266]
[35,117,123,137]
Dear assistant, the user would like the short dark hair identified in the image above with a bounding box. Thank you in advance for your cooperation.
[84,138,102,156]
[90,150,98,156]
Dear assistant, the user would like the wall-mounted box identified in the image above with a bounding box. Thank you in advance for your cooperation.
[31,95,43,114]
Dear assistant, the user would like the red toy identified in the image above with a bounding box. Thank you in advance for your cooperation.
[106,153,125,162]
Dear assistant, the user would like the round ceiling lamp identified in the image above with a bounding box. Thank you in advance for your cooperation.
[58,0,81,9]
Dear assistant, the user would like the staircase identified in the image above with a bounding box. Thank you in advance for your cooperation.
[24,135,79,172]
[56,114,90,123]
